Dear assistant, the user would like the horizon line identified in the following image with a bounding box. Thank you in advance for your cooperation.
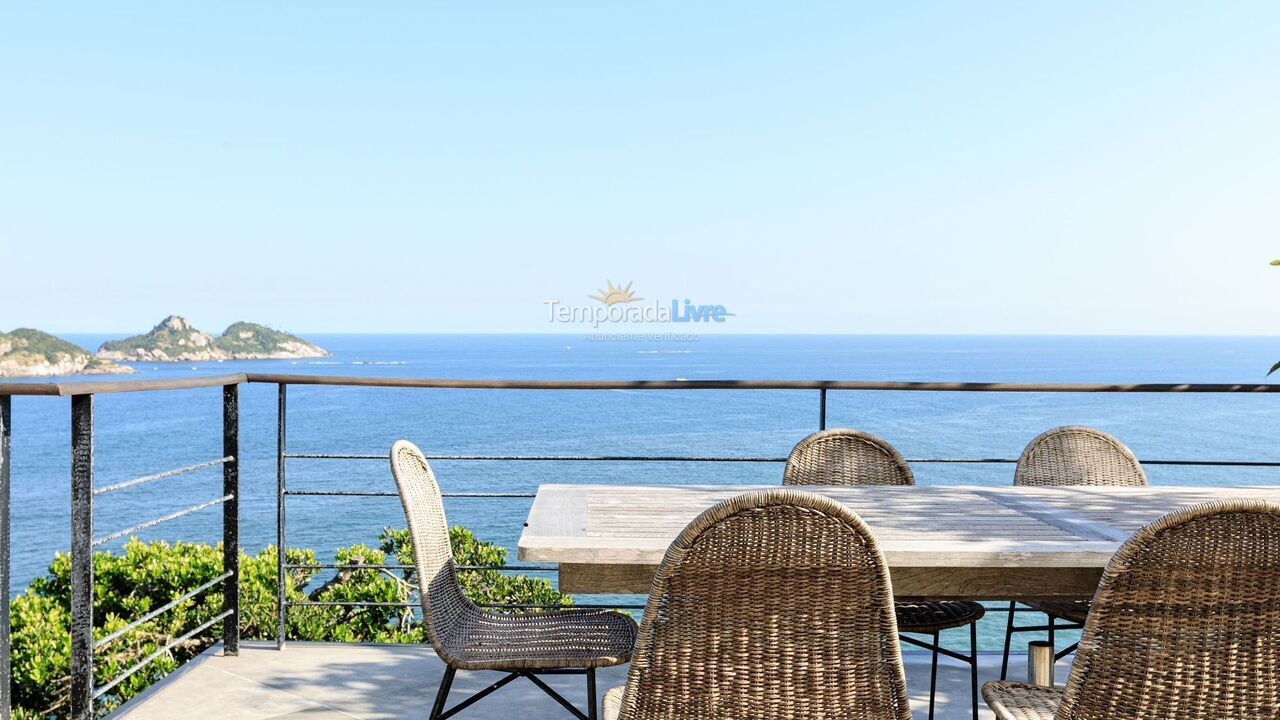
[41,330,1280,339]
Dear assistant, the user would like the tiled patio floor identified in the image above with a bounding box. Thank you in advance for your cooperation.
[110,641,1072,719]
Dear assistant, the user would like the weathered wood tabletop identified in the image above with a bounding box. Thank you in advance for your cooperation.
[517,484,1280,600]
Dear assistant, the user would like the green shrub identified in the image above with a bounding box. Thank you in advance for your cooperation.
[9,526,571,718]
[381,526,568,609]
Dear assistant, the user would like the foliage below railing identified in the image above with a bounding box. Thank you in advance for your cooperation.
[9,528,570,719]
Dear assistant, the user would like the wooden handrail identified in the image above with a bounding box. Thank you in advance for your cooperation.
[0,374,247,397]
[244,374,1280,393]
[2,372,1278,396]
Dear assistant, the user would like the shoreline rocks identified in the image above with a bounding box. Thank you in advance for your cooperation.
[0,329,134,377]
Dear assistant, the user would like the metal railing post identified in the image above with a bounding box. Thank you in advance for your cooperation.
[222,385,240,656]
[1028,641,1054,686]
[276,383,287,649]
[819,388,827,430]
[70,394,94,720]
[0,395,11,720]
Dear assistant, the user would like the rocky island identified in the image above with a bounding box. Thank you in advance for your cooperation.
[97,316,328,362]
[215,321,330,359]
[0,329,133,377]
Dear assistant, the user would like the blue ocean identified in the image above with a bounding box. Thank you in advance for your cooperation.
[7,334,1280,648]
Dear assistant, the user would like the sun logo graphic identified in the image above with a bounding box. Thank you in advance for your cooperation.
[589,280,642,305]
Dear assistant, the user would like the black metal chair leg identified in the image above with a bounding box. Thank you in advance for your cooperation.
[430,666,456,720]
[970,621,979,720]
[587,668,597,720]
[525,671,590,720]
[437,671,523,720]
[432,668,602,720]
[927,631,939,720]
[1000,601,1016,680]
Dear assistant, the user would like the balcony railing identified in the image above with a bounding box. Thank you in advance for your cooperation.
[1,373,1278,719]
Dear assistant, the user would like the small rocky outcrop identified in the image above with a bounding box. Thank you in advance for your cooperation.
[97,315,229,362]
[96,316,328,362]
[216,322,328,359]
[0,329,133,377]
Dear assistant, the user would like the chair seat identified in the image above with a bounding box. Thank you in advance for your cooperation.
[895,600,986,633]
[982,681,1063,720]
[1024,599,1090,624]
[440,608,637,671]
[603,685,624,720]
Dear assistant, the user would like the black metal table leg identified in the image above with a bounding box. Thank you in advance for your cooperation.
[970,621,980,720]
[1000,601,1016,680]
[928,631,939,720]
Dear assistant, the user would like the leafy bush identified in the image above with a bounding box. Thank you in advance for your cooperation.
[382,526,568,608]
[9,526,570,718]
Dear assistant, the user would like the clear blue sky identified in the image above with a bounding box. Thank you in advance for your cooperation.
[2,2,1278,334]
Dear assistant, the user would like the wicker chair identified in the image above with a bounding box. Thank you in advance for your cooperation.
[1000,426,1147,681]
[984,498,1280,719]
[783,427,917,486]
[784,429,986,720]
[602,488,912,720]
[1013,425,1147,488]
[390,440,637,720]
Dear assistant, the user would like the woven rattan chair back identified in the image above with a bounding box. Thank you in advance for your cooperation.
[1014,426,1146,487]
[389,439,475,662]
[783,428,914,486]
[1056,498,1280,719]
[614,488,912,720]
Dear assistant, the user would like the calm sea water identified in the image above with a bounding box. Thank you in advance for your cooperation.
[7,334,1280,647]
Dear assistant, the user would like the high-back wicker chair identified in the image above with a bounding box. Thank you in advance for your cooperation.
[783,428,915,486]
[391,440,637,720]
[1001,426,1147,681]
[1014,425,1147,487]
[602,488,912,720]
[984,498,1280,719]
[784,429,985,720]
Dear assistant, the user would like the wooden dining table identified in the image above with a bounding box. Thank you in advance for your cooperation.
[517,483,1280,600]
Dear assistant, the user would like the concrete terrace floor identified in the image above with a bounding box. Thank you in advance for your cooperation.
[110,642,1073,720]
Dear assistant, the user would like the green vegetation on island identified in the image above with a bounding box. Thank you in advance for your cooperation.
[0,329,132,378]
[97,315,327,362]
[215,321,329,359]
[11,526,568,719]
[96,315,223,362]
